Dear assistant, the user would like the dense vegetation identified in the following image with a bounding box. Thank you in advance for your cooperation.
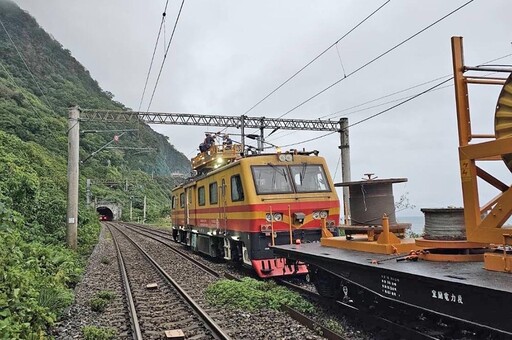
[206,278,315,313]
[0,0,190,337]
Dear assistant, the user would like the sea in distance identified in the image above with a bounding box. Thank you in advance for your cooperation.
[396,215,425,235]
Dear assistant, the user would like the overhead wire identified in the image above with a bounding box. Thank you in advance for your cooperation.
[137,0,170,111]
[146,0,186,112]
[0,17,54,112]
[0,23,64,143]
[334,44,347,78]
[346,77,453,129]
[242,0,391,117]
[276,49,511,146]
[269,51,512,142]
[276,0,475,120]
[332,154,342,180]
[0,60,45,120]
[268,51,511,144]
[319,74,452,119]
[278,77,453,148]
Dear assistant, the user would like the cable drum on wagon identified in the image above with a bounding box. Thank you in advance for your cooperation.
[495,72,512,172]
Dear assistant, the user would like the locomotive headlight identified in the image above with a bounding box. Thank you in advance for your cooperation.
[312,211,320,220]
[278,154,286,162]
[265,213,272,222]
[273,213,283,222]
[285,154,293,162]
[319,210,328,219]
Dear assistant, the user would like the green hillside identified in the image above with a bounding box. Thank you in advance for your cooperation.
[0,0,190,337]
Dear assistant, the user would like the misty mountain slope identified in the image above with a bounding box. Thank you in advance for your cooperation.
[0,0,191,219]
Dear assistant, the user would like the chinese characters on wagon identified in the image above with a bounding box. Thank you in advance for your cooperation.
[432,290,463,304]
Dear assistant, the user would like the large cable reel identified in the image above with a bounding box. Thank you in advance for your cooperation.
[495,72,512,172]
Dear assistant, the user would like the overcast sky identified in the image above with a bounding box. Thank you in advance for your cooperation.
[12,0,512,217]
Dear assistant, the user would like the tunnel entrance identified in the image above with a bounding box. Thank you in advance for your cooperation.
[97,206,114,221]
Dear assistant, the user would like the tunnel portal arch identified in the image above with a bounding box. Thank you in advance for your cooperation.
[95,202,122,221]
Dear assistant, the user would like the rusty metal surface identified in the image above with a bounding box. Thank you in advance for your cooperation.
[281,305,348,340]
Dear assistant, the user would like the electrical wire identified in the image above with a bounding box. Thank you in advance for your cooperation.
[137,0,170,111]
[346,77,453,129]
[332,154,342,180]
[242,0,391,117]
[267,77,452,142]
[334,43,347,78]
[279,77,453,148]
[0,60,44,119]
[276,0,475,120]
[268,51,511,143]
[0,17,54,112]
[146,0,186,112]
[319,74,452,119]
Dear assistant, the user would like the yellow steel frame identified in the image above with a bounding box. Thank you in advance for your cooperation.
[451,36,512,245]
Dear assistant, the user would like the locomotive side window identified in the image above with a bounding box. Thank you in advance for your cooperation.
[209,182,218,204]
[198,186,206,206]
[251,165,293,194]
[231,175,244,202]
[180,193,185,208]
[171,195,176,209]
[290,164,330,192]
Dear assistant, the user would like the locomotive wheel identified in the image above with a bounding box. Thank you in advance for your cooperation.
[495,72,512,172]
[310,266,341,298]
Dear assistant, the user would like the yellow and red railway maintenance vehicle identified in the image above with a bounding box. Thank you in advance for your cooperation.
[171,141,340,278]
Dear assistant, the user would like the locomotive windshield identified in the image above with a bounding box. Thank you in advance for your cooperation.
[289,164,330,192]
[252,165,293,194]
[251,163,330,194]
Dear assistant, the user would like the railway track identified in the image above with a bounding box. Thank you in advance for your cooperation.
[111,222,329,339]
[120,223,363,339]
[117,222,221,277]
[106,222,231,339]
[124,222,476,340]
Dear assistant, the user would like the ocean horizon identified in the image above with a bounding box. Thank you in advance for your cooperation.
[397,215,424,235]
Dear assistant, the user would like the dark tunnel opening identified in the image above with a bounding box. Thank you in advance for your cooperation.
[97,207,114,221]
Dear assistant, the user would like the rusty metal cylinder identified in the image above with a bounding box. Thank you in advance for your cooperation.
[421,208,466,240]
[336,178,407,226]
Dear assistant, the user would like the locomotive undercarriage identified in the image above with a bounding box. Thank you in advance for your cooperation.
[172,224,321,277]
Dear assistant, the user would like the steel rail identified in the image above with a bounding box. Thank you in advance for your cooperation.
[111,224,231,340]
[223,273,347,340]
[106,223,143,340]
[119,222,220,278]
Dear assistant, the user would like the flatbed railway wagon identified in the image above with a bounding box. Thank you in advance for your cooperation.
[273,37,512,337]
[171,144,340,278]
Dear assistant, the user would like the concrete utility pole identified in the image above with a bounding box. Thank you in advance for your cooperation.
[86,179,91,206]
[339,118,351,225]
[67,106,80,250]
[143,195,147,224]
[130,197,133,221]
